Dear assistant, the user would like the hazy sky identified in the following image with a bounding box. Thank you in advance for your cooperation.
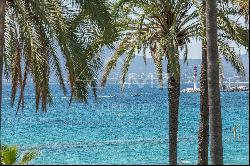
[187,39,248,59]
[186,15,248,59]
[138,39,248,59]
[186,40,202,59]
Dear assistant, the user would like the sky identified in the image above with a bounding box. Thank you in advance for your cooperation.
[136,39,248,59]
[181,14,248,59]
[186,40,202,59]
[187,39,248,59]
[187,40,248,59]
[182,8,248,59]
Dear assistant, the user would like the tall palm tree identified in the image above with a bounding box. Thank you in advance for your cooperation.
[101,0,198,164]
[0,0,7,154]
[196,0,248,164]
[206,0,223,164]
[196,1,209,165]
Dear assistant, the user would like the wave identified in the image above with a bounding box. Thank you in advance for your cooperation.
[97,95,114,98]
[20,138,167,150]
[178,159,191,164]
[19,136,199,151]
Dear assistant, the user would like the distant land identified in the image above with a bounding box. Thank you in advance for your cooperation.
[101,51,249,84]
[3,50,248,85]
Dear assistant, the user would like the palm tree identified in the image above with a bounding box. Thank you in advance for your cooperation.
[196,0,249,164]
[0,0,114,153]
[101,0,198,164]
[0,145,39,165]
[195,1,209,165]
[0,0,7,154]
[2,0,114,112]
[206,0,223,164]
[0,1,115,110]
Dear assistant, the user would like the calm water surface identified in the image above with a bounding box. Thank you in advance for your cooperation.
[1,84,249,165]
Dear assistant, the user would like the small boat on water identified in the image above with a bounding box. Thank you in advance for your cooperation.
[181,88,200,93]
[131,94,142,97]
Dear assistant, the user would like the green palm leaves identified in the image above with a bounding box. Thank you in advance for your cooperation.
[194,0,248,76]
[101,0,198,88]
[3,0,115,112]
[0,145,39,165]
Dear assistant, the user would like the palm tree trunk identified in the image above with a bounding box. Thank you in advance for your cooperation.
[168,62,180,165]
[198,1,209,164]
[206,0,223,164]
[0,0,6,154]
[198,45,209,165]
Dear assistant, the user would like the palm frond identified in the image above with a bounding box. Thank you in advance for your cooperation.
[18,150,40,165]
[4,0,115,112]
[218,39,245,76]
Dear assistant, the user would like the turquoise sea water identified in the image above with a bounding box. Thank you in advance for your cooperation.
[1,84,249,165]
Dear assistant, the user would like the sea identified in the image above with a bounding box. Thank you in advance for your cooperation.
[1,83,249,165]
